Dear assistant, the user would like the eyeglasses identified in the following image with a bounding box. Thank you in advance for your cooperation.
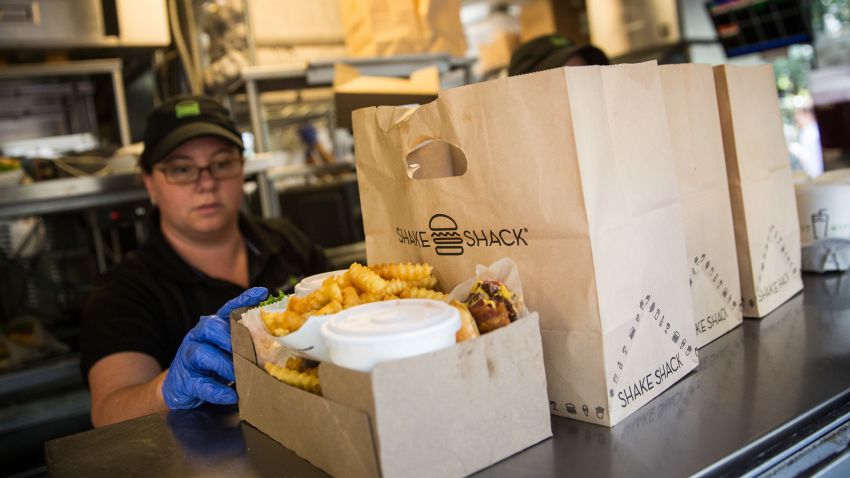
[154,156,245,184]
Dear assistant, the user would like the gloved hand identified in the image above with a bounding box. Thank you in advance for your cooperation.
[161,287,268,410]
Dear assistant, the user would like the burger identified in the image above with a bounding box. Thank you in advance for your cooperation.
[464,279,522,333]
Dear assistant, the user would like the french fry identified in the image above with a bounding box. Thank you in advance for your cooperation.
[358,292,384,304]
[400,287,446,300]
[261,308,307,336]
[408,275,438,290]
[265,363,322,395]
[335,271,352,289]
[262,262,442,338]
[305,279,342,311]
[285,356,306,371]
[287,295,310,314]
[451,300,480,342]
[384,278,409,296]
[349,262,388,294]
[314,299,343,316]
[342,286,360,308]
[372,262,433,281]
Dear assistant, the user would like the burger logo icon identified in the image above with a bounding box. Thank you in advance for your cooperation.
[429,214,464,256]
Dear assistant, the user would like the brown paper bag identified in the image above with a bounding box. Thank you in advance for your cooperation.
[339,0,466,57]
[660,64,743,348]
[353,62,698,427]
[414,0,467,57]
[713,65,803,318]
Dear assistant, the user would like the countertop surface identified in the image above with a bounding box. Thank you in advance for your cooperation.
[45,272,850,477]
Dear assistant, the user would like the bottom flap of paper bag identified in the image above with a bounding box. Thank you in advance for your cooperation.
[689,249,744,348]
[740,170,804,318]
[604,293,700,427]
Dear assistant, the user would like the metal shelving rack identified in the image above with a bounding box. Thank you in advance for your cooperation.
[0,59,132,148]
[224,54,474,218]
[0,154,290,277]
[0,154,286,219]
[229,54,475,154]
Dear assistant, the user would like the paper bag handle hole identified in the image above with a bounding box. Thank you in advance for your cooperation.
[404,140,468,180]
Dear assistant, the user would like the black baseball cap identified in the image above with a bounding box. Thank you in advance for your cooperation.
[139,95,244,171]
[508,34,610,76]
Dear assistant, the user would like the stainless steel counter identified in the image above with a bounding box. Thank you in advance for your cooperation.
[44,272,850,477]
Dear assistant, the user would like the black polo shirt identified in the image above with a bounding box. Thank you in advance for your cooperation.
[79,211,329,382]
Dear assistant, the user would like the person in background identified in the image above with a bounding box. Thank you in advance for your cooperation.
[507,34,610,76]
[794,101,824,178]
[80,95,329,427]
[298,123,336,167]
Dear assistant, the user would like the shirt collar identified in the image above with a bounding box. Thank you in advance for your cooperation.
[142,209,275,285]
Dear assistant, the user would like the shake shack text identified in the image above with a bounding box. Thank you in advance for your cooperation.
[757,272,790,303]
[618,353,684,408]
[695,307,728,335]
[396,213,529,256]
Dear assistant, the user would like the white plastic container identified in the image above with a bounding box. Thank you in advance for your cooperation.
[320,299,461,372]
[294,269,347,297]
[795,174,850,245]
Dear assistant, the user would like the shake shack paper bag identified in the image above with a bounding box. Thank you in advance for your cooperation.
[353,62,699,426]
[713,65,803,318]
[660,64,743,348]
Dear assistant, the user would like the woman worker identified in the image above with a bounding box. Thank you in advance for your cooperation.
[81,95,329,426]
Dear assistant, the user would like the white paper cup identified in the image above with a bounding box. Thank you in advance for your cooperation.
[795,182,850,245]
[320,299,461,372]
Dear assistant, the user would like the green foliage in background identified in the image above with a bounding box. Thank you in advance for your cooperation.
[773,45,814,97]
[812,0,850,33]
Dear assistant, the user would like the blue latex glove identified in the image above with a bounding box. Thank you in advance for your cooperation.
[162,287,268,410]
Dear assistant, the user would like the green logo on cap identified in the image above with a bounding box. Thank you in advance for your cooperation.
[550,35,570,48]
[175,100,201,119]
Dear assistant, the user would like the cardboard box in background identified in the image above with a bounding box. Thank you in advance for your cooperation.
[713,64,803,318]
[231,309,552,478]
[478,31,521,75]
[519,0,590,45]
[586,0,679,59]
[660,64,743,348]
[338,0,467,58]
[334,64,438,130]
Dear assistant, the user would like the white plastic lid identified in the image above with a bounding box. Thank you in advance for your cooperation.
[321,299,460,344]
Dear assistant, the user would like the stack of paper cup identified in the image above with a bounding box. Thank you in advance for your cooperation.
[795,168,850,246]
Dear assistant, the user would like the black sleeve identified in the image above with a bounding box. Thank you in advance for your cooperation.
[260,217,332,274]
[79,268,170,385]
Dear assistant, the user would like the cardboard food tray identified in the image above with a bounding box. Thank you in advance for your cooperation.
[231,308,552,478]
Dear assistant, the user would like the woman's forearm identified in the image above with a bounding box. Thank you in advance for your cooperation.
[91,371,169,428]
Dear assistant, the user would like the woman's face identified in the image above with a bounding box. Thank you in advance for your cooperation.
[142,135,245,242]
